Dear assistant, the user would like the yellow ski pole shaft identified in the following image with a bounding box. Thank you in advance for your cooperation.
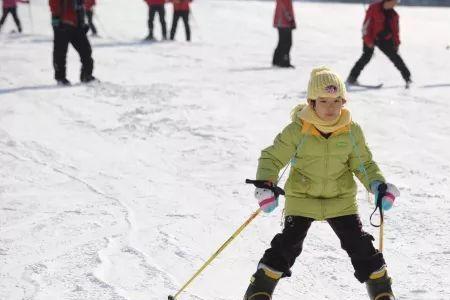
[168,208,262,300]
[379,221,384,252]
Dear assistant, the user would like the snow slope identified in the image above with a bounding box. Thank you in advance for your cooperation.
[1,0,450,299]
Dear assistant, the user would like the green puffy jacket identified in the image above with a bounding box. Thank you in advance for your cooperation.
[256,108,385,220]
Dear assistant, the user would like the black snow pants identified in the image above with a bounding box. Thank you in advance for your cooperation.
[148,4,167,39]
[0,7,22,32]
[259,214,386,283]
[170,10,190,41]
[348,39,411,82]
[272,28,292,67]
[52,24,94,81]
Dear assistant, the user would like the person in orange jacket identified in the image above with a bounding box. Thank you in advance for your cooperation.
[347,0,411,88]
[169,0,191,41]
[272,0,296,68]
[49,0,96,85]
[144,0,167,40]
[0,0,29,33]
[84,0,97,36]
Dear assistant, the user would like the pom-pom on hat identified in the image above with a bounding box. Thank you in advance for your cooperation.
[307,67,347,101]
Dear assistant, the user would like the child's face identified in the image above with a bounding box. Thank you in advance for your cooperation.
[312,97,346,121]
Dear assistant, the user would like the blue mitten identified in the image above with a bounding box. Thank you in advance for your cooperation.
[370,181,400,211]
[255,188,278,213]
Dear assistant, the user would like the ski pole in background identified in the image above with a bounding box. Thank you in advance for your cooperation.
[168,207,263,300]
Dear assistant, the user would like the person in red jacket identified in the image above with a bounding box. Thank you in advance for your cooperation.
[49,0,96,85]
[0,0,29,33]
[84,0,97,36]
[272,0,296,68]
[144,0,167,40]
[169,0,191,41]
[347,0,411,88]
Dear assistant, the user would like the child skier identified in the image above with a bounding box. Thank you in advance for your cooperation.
[272,0,295,68]
[169,0,191,42]
[0,0,29,33]
[244,67,399,300]
[84,0,97,36]
[49,0,96,85]
[144,0,167,41]
[347,0,411,88]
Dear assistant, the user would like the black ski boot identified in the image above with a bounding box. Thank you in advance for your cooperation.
[80,75,98,84]
[56,78,71,86]
[366,270,395,300]
[346,75,359,85]
[405,78,412,89]
[243,268,280,300]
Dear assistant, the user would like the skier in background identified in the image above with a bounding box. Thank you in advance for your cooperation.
[169,0,191,42]
[272,0,295,68]
[84,0,97,36]
[49,0,96,85]
[347,0,412,88]
[0,0,29,33]
[144,0,167,41]
[244,67,399,300]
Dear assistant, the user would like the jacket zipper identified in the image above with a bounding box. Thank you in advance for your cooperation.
[322,139,329,218]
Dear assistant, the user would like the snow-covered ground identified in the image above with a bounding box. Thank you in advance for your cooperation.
[1,0,450,299]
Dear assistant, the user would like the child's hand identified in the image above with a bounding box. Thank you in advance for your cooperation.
[370,181,400,211]
[245,179,284,213]
[255,188,278,213]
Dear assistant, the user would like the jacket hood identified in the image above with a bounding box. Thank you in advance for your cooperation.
[290,103,307,124]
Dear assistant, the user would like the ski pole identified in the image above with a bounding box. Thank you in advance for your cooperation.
[168,208,262,300]
[369,183,388,252]
[379,217,384,252]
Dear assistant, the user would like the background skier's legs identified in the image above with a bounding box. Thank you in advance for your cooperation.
[156,6,167,39]
[273,28,292,67]
[377,39,411,82]
[181,11,190,41]
[0,8,11,29]
[272,28,282,66]
[278,28,292,67]
[169,11,180,40]
[69,28,94,82]
[147,6,157,39]
[348,43,375,82]
[53,26,71,81]
[10,7,22,32]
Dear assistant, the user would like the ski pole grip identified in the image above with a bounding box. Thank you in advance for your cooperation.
[377,183,388,206]
[245,179,285,196]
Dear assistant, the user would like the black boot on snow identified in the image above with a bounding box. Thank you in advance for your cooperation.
[243,267,281,300]
[366,269,395,300]
[56,78,71,86]
[80,75,98,84]
[346,75,359,85]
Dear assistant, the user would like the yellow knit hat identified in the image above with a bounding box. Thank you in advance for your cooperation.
[307,67,347,100]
